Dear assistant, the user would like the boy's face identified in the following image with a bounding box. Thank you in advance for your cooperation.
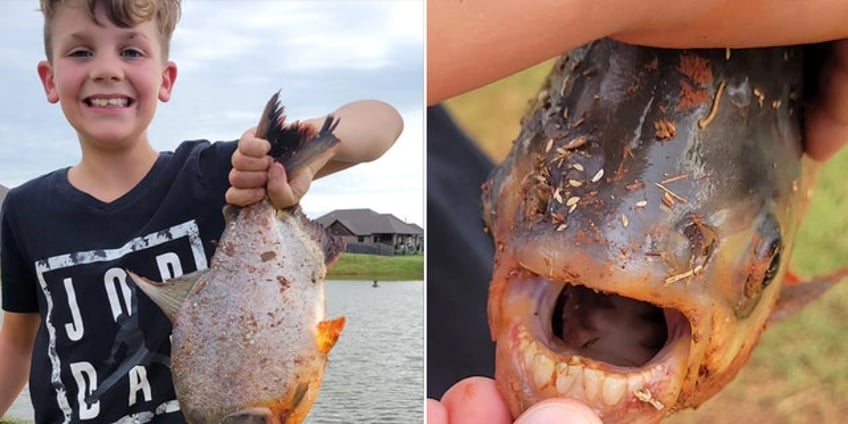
[37,2,177,149]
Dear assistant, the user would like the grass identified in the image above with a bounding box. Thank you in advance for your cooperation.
[327,252,423,281]
[0,418,29,424]
[445,58,848,423]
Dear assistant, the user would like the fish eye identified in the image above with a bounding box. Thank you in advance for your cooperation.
[740,214,782,304]
[761,237,782,286]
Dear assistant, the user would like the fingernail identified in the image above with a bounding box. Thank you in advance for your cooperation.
[515,402,601,424]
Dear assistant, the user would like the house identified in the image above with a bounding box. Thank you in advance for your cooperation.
[315,208,423,256]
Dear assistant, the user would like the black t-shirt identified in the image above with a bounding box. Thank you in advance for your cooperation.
[426,105,497,398]
[1,140,235,423]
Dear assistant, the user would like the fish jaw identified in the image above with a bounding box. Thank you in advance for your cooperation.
[489,250,692,423]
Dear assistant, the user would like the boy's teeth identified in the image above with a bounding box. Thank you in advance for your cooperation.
[90,98,128,107]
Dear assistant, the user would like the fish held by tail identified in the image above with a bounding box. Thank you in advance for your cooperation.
[258,91,341,180]
[127,91,347,424]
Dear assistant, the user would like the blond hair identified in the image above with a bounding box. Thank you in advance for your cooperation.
[40,0,181,60]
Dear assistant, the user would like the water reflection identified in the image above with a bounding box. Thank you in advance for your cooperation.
[0,280,424,423]
[307,280,424,423]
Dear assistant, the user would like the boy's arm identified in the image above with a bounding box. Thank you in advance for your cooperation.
[0,312,39,417]
[428,0,848,104]
[226,99,403,209]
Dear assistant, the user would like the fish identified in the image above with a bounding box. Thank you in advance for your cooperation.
[481,39,848,423]
[129,92,346,424]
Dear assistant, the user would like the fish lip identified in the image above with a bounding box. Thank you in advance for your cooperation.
[496,275,692,422]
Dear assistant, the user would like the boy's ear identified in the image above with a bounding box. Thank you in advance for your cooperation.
[159,60,178,102]
[37,61,60,104]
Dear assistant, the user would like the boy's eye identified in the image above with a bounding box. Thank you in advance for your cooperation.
[121,48,144,58]
[68,49,92,58]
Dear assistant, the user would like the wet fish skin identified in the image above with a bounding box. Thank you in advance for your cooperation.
[130,92,345,424]
[483,40,846,423]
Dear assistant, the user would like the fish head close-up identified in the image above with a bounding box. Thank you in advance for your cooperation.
[482,39,838,423]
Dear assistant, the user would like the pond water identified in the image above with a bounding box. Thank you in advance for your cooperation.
[2,280,424,423]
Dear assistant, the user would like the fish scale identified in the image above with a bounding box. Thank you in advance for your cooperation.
[130,92,345,424]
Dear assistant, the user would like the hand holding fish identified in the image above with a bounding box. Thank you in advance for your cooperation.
[804,40,848,162]
[428,377,601,424]
[226,123,336,209]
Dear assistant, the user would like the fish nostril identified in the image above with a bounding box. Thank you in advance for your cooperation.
[681,215,718,269]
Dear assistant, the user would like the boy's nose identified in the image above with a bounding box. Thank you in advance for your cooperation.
[89,54,124,82]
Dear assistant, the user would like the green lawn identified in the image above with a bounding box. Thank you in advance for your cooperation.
[327,252,423,281]
[445,59,848,423]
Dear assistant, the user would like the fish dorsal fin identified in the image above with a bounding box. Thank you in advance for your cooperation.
[127,270,207,322]
[289,208,345,267]
[256,91,341,179]
[769,267,848,324]
[315,316,346,355]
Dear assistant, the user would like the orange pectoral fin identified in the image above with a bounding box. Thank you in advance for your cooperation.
[315,316,346,355]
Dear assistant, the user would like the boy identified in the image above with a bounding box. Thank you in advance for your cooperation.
[0,0,403,423]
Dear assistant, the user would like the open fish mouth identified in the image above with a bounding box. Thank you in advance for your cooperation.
[496,274,691,421]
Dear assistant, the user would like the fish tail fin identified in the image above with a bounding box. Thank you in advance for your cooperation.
[769,266,848,324]
[315,316,346,355]
[256,91,341,178]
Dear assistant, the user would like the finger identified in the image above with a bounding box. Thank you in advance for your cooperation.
[224,187,265,207]
[228,168,268,190]
[231,150,271,172]
[426,399,449,424]
[238,127,271,158]
[806,40,848,162]
[267,163,298,209]
[514,399,603,424]
[440,377,512,424]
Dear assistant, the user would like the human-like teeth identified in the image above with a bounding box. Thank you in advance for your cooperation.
[89,98,128,107]
[582,367,603,400]
[555,363,578,393]
[533,353,555,387]
[602,377,628,405]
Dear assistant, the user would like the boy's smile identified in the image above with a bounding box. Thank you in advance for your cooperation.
[37,2,176,150]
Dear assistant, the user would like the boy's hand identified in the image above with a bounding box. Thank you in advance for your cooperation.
[806,39,848,162]
[226,126,337,209]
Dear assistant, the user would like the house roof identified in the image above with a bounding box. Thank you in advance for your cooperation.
[315,208,422,236]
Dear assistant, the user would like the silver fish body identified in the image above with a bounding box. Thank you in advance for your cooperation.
[131,93,345,424]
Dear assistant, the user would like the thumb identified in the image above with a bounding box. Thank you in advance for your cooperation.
[267,162,298,209]
[514,399,602,424]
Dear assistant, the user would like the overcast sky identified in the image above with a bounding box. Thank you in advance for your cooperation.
[0,0,424,225]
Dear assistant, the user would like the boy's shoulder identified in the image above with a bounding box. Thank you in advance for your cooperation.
[4,166,68,207]
[3,140,237,212]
